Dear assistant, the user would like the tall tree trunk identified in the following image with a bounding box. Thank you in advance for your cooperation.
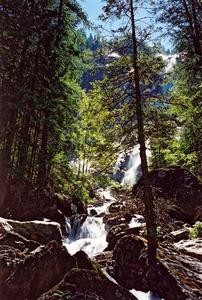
[129,0,157,266]
[0,109,18,177]
[58,0,64,27]
[182,0,202,59]
[28,115,41,180]
[37,112,49,187]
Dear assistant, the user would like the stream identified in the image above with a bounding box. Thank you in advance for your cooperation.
[63,188,161,300]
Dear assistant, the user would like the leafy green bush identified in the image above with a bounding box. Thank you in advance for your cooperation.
[96,174,120,189]
[189,221,202,238]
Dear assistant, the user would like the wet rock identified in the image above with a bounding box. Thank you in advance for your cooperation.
[64,268,138,300]
[94,251,113,268]
[112,235,202,300]
[0,245,24,283]
[104,215,126,228]
[0,231,40,252]
[133,166,202,225]
[0,218,63,245]
[174,238,202,260]
[1,241,76,300]
[0,177,59,221]
[69,214,87,238]
[169,228,189,242]
[90,209,98,216]
[106,225,144,251]
[107,224,129,244]
[108,203,123,213]
[74,250,95,270]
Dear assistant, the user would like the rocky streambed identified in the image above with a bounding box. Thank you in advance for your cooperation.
[0,167,202,300]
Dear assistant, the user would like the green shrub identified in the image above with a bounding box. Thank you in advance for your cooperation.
[189,221,202,238]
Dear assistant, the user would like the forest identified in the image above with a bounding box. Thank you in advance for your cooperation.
[0,1,202,300]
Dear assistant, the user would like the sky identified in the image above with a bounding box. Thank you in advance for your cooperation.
[79,0,103,25]
[79,0,172,50]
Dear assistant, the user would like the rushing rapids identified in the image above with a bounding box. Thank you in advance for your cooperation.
[63,185,161,300]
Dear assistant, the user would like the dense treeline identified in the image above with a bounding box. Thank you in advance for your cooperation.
[0,0,201,187]
[152,0,202,176]
[0,0,86,186]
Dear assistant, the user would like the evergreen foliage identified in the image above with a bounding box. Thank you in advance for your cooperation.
[0,0,87,185]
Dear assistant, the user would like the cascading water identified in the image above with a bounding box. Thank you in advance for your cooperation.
[63,188,160,300]
[121,141,151,187]
[64,189,115,258]
[65,216,108,257]
[121,144,141,187]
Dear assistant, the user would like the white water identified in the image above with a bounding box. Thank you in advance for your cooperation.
[65,216,108,257]
[130,290,162,300]
[121,142,151,187]
[159,53,178,73]
[64,187,160,300]
[64,189,116,258]
[129,215,145,228]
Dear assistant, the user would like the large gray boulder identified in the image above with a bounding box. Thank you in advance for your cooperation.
[112,235,202,300]
[1,241,76,300]
[0,217,62,245]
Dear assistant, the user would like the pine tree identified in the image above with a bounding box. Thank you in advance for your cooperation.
[101,0,158,265]
[0,0,87,185]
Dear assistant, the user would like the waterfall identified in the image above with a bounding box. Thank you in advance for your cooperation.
[64,188,116,258]
[121,142,151,187]
[65,216,108,258]
[63,188,160,300]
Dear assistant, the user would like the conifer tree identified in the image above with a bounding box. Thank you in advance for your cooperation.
[102,0,157,265]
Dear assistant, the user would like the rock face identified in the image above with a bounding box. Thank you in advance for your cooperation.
[132,166,202,224]
[0,217,62,246]
[0,177,57,220]
[106,224,143,251]
[65,269,138,300]
[1,241,76,300]
[174,238,202,260]
[0,245,24,283]
[103,201,137,230]
[39,269,138,300]
[169,228,189,242]
[73,250,95,270]
[112,235,202,300]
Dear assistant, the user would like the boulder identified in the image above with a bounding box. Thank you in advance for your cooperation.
[58,268,138,300]
[104,215,126,228]
[108,203,123,214]
[71,292,105,300]
[0,177,59,221]
[89,209,98,216]
[106,224,144,251]
[0,217,62,245]
[133,166,202,197]
[38,283,105,300]
[131,167,202,233]
[112,235,202,300]
[94,251,113,268]
[174,238,202,260]
[0,231,40,252]
[1,241,76,300]
[132,166,202,224]
[73,250,95,270]
[0,245,24,283]
[169,228,189,242]
[38,267,138,300]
